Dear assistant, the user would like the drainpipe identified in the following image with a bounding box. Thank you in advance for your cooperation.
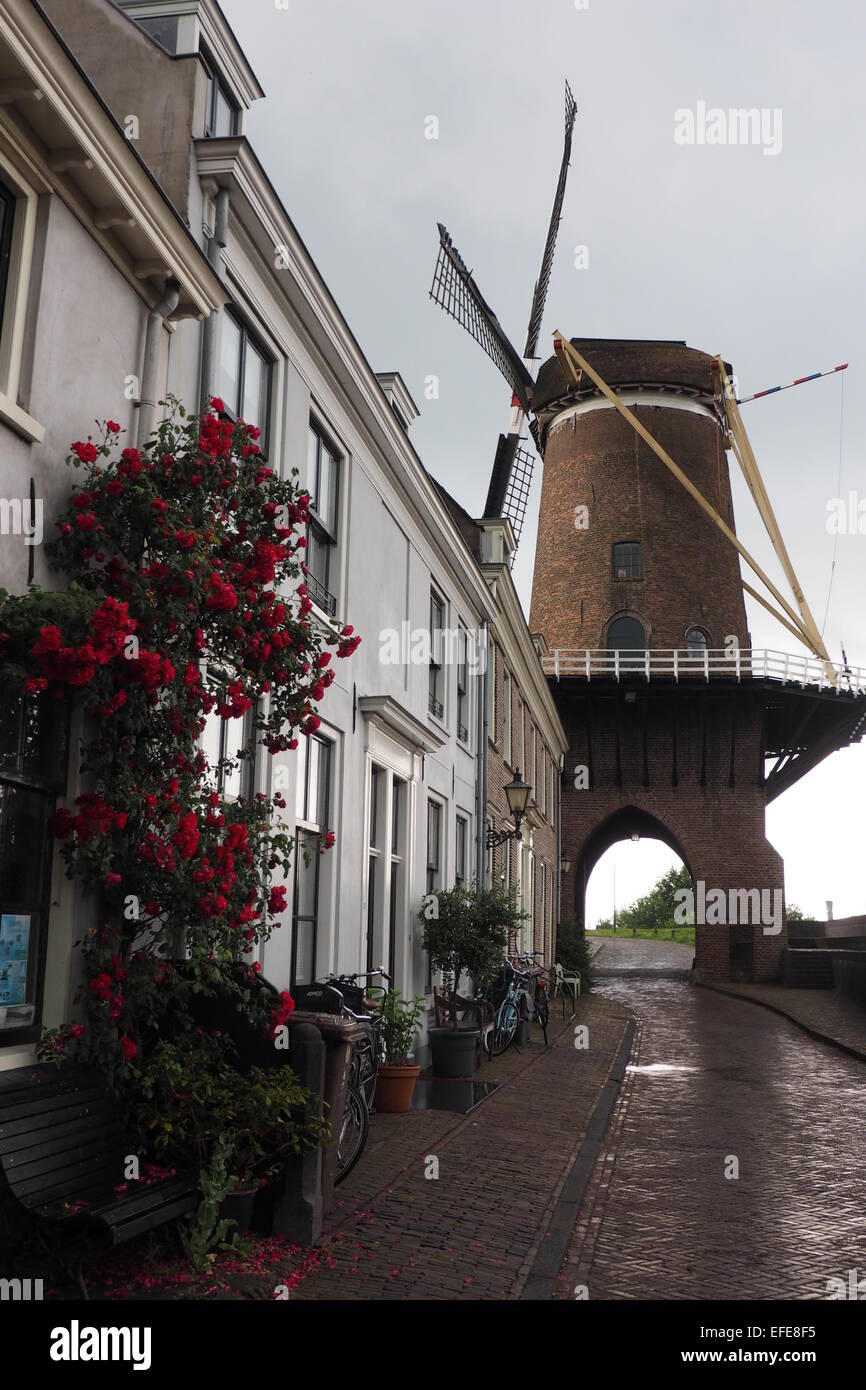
[556,754,563,936]
[137,279,180,447]
[477,621,490,887]
[199,186,230,408]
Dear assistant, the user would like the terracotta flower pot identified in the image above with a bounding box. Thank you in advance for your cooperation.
[374,1062,421,1113]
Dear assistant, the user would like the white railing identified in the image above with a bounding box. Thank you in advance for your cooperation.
[541,648,866,694]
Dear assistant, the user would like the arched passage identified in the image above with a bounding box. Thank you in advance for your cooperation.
[574,806,694,929]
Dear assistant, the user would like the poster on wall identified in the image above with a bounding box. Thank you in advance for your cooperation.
[0,914,31,1006]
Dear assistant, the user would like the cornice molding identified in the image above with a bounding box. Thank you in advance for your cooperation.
[6,0,224,315]
[359,696,446,755]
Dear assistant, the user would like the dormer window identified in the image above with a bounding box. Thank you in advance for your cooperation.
[203,54,238,138]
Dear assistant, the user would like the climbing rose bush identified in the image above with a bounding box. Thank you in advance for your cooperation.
[2,400,360,1082]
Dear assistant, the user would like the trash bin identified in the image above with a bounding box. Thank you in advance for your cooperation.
[286,1011,368,1215]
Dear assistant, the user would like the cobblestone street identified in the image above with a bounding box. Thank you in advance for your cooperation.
[559,940,866,1300]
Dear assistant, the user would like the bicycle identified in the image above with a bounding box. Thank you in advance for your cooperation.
[518,950,551,1046]
[489,959,533,1056]
[293,967,390,1186]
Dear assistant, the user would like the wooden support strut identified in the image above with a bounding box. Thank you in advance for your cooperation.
[715,360,831,665]
[552,333,819,654]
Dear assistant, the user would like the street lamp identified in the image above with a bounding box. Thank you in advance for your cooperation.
[486,769,532,848]
[559,854,572,875]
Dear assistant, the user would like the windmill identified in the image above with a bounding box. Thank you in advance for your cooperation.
[429,81,577,549]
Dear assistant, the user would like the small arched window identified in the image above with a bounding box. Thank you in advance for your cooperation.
[607,616,646,670]
[686,626,709,653]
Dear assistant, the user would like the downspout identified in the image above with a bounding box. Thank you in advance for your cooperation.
[137,278,180,447]
[477,621,489,887]
[199,186,230,408]
[556,754,563,942]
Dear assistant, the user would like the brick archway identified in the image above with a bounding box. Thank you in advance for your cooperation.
[566,789,787,983]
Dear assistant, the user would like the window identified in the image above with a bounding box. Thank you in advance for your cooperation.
[218,311,271,447]
[520,702,526,777]
[455,813,468,887]
[201,679,253,801]
[457,625,469,743]
[607,616,646,671]
[613,541,642,580]
[0,180,15,335]
[487,642,496,740]
[0,697,68,1045]
[686,626,710,653]
[292,734,332,988]
[306,422,341,617]
[540,864,546,958]
[503,670,512,765]
[530,727,536,805]
[388,779,405,977]
[366,766,381,973]
[539,744,546,816]
[425,799,443,992]
[203,56,238,138]
[428,591,445,719]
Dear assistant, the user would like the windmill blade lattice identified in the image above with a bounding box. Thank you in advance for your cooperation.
[524,81,577,360]
[430,224,534,412]
[502,442,537,551]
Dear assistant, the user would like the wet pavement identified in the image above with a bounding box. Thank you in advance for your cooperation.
[558,956,866,1300]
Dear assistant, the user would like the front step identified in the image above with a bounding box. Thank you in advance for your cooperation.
[783,949,835,989]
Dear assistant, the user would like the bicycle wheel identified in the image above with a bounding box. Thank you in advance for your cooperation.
[535,987,549,1045]
[334,1083,369,1186]
[491,999,519,1056]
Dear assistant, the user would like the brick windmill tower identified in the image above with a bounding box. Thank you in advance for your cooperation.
[430,104,866,983]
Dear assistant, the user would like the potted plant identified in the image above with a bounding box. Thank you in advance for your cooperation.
[373,990,425,1112]
[421,883,525,1078]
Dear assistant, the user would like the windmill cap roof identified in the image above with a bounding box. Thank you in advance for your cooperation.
[532,338,732,413]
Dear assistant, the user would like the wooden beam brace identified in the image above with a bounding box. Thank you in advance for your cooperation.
[718,361,830,663]
[642,694,650,786]
[553,332,818,652]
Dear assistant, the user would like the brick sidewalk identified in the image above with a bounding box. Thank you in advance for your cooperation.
[286,992,631,1300]
[700,980,866,1061]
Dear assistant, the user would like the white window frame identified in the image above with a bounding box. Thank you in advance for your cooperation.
[0,146,42,442]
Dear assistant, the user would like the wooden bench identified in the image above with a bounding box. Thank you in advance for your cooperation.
[0,1063,199,1293]
[432,988,493,1063]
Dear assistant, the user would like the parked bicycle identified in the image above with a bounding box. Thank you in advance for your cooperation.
[292,968,390,1185]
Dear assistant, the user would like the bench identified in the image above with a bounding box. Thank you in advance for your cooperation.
[432,987,493,1064]
[0,1063,199,1293]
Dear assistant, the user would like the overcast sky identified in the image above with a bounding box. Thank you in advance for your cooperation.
[222,0,865,921]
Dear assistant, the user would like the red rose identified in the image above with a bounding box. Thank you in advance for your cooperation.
[71,440,98,464]
[105,873,123,888]
[119,1036,137,1061]
[210,396,226,413]
[89,972,113,1001]
[52,808,74,840]
[106,420,121,434]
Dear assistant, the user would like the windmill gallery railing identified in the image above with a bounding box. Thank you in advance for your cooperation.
[541,648,866,695]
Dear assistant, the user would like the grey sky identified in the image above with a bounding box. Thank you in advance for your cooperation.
[222,0,865,919]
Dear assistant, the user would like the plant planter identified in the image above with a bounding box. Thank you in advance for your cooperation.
[219,1189,256,1234]
[374,1062,420,1113]
[429,1027,479,1079]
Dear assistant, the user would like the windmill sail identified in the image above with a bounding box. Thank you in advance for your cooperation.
[524,81,577,360]
[430,224,534,412]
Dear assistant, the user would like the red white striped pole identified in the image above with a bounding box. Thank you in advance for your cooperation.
[737,363,848,405]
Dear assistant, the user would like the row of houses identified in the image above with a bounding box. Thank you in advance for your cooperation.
[0,0,566,1070]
